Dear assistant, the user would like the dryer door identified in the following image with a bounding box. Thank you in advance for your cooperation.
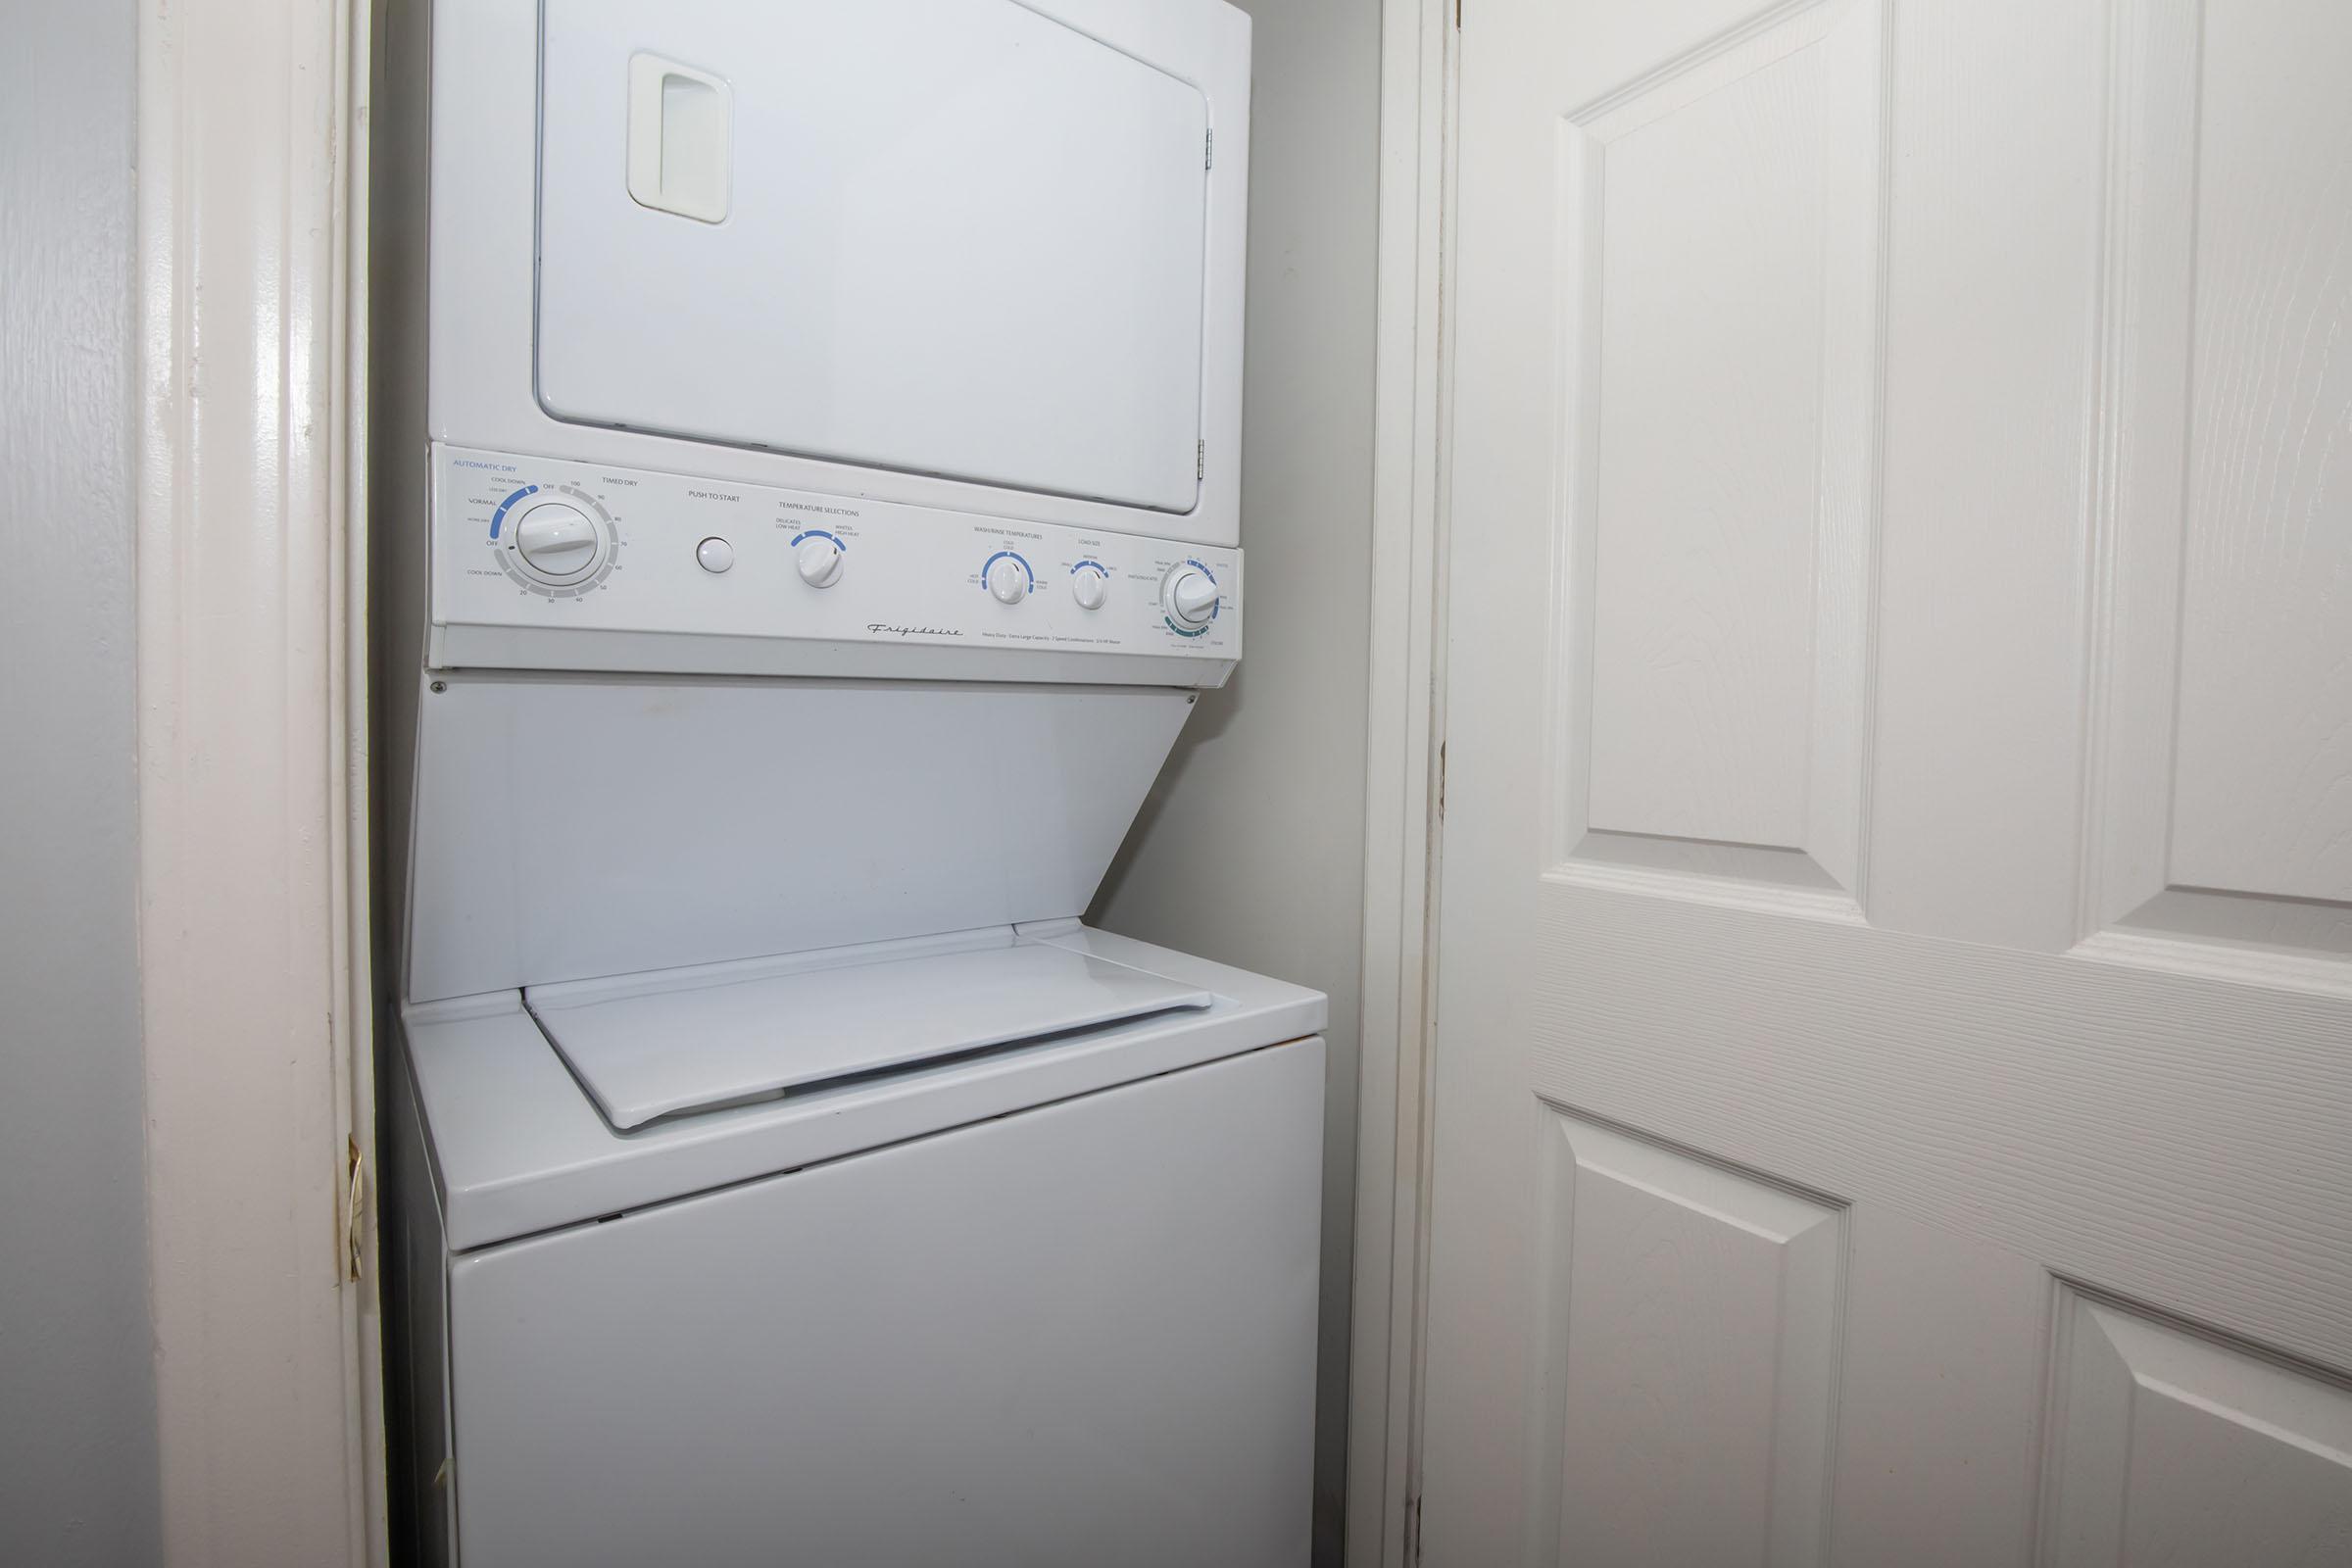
[535,0,1212,514]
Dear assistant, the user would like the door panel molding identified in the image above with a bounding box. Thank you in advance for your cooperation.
[2080,0,2352,985]
[1543,0,1888,907]
[1527,1106,1846,1568]
[2039,1285,2352,1565]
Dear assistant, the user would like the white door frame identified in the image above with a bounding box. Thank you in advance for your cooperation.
[135,0,383,1561]
[1349,2,1454,1564]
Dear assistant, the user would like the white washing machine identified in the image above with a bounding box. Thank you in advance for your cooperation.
[372,0,1319,1563]
[390,927,1323,1568]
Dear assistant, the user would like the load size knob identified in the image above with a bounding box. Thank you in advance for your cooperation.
[512,502,603,582]
[1163,565,1219,628]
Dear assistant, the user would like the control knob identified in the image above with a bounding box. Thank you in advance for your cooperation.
[795,535,846,588]
[1163,565,1219,629]
[986,556,1031,605]
[512,502,603,582]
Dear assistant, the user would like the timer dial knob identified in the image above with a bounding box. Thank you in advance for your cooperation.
[1163,565,1219,628]
[512,502,603,582]
[986,555,1031,605]
[795,535,846,588]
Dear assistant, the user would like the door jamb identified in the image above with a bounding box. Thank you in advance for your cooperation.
[135,0,383,1559]
[1348,1,1454,1563]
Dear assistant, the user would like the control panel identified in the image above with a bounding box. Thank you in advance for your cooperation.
[430,446,1241,669]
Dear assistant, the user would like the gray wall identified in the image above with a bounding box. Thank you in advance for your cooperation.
[0,5,163,1564]
[1089,1,1381,1561]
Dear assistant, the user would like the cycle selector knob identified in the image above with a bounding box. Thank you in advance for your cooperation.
[512,501,604,582]
[1163,565,1219,628]
[986,555,1031,605]
[795,535,845,588]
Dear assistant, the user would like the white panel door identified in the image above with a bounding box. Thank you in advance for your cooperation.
[1420,0,2352,1563]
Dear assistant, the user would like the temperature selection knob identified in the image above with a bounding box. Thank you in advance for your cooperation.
[986,555,1031,605]
[1071,567,1109,611]
[512,501,604,582]
[1163,565,1219,629]
[795,535,846,588]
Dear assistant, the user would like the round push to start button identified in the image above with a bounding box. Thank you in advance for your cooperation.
[696,536,735,574]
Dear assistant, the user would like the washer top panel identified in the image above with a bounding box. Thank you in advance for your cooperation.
[403,923,1328,1250]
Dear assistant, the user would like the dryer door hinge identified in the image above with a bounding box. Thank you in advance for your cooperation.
[1405,1489,1424,1564]
[1205,128,1214,170]
[1197,440,1205,480]
[1437,740,1446,818]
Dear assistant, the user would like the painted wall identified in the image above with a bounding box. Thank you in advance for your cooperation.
[1088,1,1381,1561]
[0,4,164,1564]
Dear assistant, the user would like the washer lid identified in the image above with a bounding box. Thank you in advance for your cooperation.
[525,935,1214,1131]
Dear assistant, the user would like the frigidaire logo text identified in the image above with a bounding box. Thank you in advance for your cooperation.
[867,623,962,639]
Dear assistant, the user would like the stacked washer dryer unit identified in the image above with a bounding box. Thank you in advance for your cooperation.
[373,2,1322,1565]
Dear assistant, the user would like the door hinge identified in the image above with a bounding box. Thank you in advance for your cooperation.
[1437,740,1446,818]
[1405,1490,1424,1564]
[1197,440,1205,480]
[1453,0,1462,28]
[342,1133,366,1284]
[1205,128,1214,170]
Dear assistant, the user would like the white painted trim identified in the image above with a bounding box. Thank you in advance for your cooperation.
[135,0,382,1562]
[340,4,389,1558]
[1348,2,1452,1563]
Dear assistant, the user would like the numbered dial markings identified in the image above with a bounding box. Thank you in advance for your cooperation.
[491,483,619,597]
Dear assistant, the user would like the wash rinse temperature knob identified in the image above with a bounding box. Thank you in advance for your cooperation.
[986,554,1032,605]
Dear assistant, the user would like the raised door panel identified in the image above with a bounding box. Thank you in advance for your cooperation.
[2042,1291,2352,1566]
[2168,0,2352,908]
[1530,1110,1844,1568]
[2086,0,2352,981]
[1550,0,1884,901]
